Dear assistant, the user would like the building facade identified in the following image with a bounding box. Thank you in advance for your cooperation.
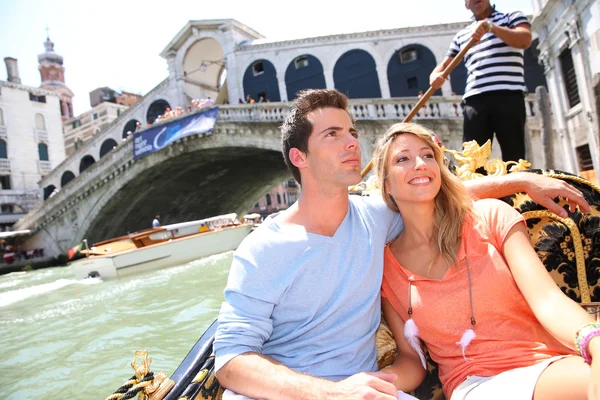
[247,179,300,217]
[532,0,600,182]
[0,59,66,229]
[89,87,141,108]
[63,101,129,156]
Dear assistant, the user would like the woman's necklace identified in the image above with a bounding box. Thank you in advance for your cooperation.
[403,251,477,369]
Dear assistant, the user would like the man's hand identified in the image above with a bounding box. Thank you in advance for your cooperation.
[471,20,490,43]
[429,71,446,90]
[331,371,398,399]
[519,173,591,217]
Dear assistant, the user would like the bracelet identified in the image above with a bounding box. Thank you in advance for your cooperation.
[575,322,600,364]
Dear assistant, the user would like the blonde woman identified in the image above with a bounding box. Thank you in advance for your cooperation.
[373,122,600,400]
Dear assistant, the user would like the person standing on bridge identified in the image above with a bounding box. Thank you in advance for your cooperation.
[213,89,589,400]
[429,0,532,162]
[152,215,161,228]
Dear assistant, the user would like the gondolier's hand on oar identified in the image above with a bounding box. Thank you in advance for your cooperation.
[331,371,398,399]
[471,19,492,43]
[429,71,446,90]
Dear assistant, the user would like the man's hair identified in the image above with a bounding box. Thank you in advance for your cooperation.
[281,89,351,184]
[372,122,472,268]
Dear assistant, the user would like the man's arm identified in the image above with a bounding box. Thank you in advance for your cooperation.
[480,21,532,49]
[429,56,455,90]
[463,172,590,217]
[216,353,399,400]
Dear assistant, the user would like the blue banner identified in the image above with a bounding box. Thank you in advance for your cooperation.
[133,107,219,160]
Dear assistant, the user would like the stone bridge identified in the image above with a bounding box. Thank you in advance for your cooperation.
[15,96,541,257]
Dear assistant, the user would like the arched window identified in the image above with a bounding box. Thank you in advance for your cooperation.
[99,138,118,158]
[0,139,7,159]
[277,193,282,204]
[266,194,272,206]
[61,170,76,187]
[35,113,46,130]
[0,108,4,125]
[38,143,49,161]
[79,155,95,173]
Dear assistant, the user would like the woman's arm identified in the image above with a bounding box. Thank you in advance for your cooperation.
[381,298,428,392]
[502,223,595,348]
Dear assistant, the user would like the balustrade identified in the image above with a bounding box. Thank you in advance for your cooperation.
[34,129,49,142]
[38,160,52,173]
[0,159,10,171]
[216,95,524,123]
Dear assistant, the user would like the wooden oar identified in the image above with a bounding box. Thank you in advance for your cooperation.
[360,36,478,178]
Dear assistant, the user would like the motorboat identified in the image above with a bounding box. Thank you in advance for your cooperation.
[70,213,253,279]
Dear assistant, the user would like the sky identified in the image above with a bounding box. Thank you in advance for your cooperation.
[0,0,533,115]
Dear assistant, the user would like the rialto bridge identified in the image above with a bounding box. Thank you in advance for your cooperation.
[13,19,557,257]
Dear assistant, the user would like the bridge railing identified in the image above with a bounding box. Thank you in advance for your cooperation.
[218,94,538,122]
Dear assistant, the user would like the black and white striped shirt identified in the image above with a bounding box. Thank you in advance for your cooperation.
[448,10,530,99]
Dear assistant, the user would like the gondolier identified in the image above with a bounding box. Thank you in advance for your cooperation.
[429,0,532,162]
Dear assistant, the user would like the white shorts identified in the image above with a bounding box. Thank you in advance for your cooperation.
[450,356,568,400]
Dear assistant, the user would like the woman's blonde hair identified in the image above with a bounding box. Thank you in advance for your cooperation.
[372,122,472,266]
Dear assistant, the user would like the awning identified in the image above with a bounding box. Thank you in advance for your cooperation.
[0,230,32,239]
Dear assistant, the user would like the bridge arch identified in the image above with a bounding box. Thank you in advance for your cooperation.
[43,185,56,200]
[79,155,96,173]
[61,170,76,188]
[285,54,326,101]
[122,119,139,139]
[387,44,441,97]
[182,37,225,101]
[333,49,381,99]
[243,59,281,103]
[146,100,171,125]
[76,131,290,244]
[100,139,118,158]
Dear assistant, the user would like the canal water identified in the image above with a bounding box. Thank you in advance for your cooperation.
[0,251,233,399]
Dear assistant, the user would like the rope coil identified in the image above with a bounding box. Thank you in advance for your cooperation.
[105,350,170,400]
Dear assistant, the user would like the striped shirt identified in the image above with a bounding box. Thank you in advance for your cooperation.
[448,10,530,99]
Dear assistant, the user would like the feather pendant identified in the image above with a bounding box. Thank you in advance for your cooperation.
[404,318,427,369]
[456,328,476,360]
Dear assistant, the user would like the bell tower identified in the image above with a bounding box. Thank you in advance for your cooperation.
[38,31,75,119]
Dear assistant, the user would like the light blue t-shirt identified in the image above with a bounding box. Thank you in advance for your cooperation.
[214,194,403,381]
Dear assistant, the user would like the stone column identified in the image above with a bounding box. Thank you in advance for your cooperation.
[568,20,600,182]
[278,78,288,102]
[324,69,335,90]
[376,66,391,99]
[226,53,242,104]
[544,53,578,172]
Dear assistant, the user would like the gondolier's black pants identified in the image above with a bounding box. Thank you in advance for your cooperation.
[462,90,526,163]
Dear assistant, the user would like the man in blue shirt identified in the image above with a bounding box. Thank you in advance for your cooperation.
[214,89,588,400]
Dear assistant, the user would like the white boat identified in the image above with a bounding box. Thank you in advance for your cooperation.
[70,213,254,279]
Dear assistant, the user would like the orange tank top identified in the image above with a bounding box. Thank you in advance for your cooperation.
[381,199,574,398]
